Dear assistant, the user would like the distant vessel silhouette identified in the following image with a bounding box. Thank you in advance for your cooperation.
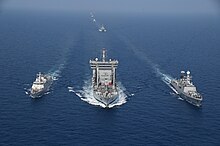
[99,24,106,32]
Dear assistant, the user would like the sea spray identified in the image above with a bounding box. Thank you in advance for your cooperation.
[68,79,127,108]
[47,63,65,80]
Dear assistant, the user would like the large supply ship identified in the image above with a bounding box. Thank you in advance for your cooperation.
[90,49,118,107]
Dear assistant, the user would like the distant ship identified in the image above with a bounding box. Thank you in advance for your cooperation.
[99,24,106,32]
[30,72,53,98]
[170,71,202,107]
[90,49,118,107]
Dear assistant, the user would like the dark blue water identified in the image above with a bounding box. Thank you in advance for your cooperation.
[1,10,220,145]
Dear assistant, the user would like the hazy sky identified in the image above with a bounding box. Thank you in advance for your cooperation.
[1,0,220,15]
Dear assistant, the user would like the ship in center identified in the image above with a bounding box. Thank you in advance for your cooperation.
[90,48,119,107]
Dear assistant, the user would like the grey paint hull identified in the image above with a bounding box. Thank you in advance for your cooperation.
[179,93,202,107]
[170,82,202,107]
[93,92,118,107]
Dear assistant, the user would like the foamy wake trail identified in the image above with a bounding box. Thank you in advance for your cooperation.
[68,80,127,108]
[47,63,65,81]
[154,67,178,94]
[144,58,178,94]
[47,47,70,80]
[154,67,173,84]
[117,34,177,93]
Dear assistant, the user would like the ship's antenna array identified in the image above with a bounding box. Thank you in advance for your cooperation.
[102,48,106,62]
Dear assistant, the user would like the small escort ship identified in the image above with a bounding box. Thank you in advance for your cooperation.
[170,71,202,107]
[30,72,53,98]
[99,24,106,32]
[90,49,118,107]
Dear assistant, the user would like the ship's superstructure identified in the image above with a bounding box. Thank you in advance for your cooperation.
[170,71,202,107]
[90,49,118,107]
[30,72,52,98]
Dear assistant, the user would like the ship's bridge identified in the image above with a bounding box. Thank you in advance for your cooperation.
[89,49,118,88]
[90,60,118,69]
[90,49,118,69]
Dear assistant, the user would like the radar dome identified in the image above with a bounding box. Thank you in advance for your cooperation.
[181,71,185,74]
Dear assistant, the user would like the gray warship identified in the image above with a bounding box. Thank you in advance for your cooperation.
[90,49,118,107]
[170,71,202,107]
[30,72,53,98]
[99,24,106,32]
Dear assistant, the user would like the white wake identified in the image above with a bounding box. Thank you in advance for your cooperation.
[47,47,70,80]
[47,63,65,81]
[117,34,178,94]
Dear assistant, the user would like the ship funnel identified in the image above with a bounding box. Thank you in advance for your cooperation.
[102,48,106,62]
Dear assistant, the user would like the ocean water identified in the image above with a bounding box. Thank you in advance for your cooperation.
[0,10,220,145]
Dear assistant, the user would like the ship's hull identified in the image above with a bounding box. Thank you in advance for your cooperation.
[179,93,202,107]
[93,91,118,107]
[99,29,106,32]
[30,79,52,98]
[170,81,202,107]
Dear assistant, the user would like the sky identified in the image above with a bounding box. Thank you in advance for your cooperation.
[1,0,220,15]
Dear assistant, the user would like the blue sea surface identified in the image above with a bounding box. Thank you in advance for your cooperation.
[0,10,220,145]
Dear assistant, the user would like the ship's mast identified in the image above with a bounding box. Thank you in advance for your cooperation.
[38,72,41,80]
[102,49,106,62]
[186,71,192,83]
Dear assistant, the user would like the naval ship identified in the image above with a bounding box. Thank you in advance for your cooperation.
[170,71,202,107]
[99,24,106,32]
[90,49,118,107]
[30,72,53,98]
